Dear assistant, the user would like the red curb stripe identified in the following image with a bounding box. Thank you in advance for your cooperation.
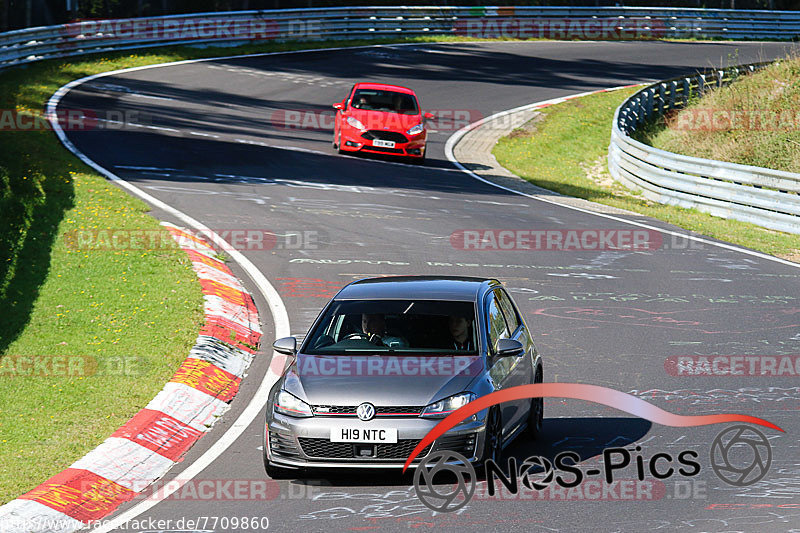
[199,322,261,353]
[185,249,230,272]
[165,227,212,248]
[170,358,241,403]
[199,279,252,307]
[111,409,204,462]
[203,313,261,338]
[19,468,135,523]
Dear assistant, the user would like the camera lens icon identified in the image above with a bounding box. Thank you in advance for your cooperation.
[413,450,476,513]
[710,425,772,487]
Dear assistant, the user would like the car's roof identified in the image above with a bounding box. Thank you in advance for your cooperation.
[336,276,496,302]
[354,82,415,95]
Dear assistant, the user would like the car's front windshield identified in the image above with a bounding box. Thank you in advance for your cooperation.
[351,89,419,114]
[302,299,478,355]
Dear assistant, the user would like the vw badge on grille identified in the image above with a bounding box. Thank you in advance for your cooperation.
[357,402,376,421]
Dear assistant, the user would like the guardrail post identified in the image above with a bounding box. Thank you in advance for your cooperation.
[668,80,677,110]
[636,96,645,127]
[682,78,691,107]
[696,74,706,97]
[644,88,654,116]
[657,82,667,115]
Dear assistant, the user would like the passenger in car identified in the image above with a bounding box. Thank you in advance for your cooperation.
[448,315,474,351]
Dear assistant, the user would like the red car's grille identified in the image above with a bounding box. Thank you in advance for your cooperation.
[365,146,404,154]
[362,130,408,144]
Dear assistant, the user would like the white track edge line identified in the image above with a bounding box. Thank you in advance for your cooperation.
[444,87,800,270]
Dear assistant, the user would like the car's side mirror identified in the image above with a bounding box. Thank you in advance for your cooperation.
[273,336,297,356]
[496,338,524,357]
[332,103,343,110]
[423,112,435,120]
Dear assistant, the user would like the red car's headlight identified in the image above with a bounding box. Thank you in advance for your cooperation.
[346,116,366,131]
[406,123,424,136]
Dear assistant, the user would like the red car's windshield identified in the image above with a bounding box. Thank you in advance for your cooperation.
[351,89,419,114]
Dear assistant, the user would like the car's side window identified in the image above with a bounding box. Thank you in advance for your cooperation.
[486,294,510,353]
[345,85,356,111]
[495,289,521,334]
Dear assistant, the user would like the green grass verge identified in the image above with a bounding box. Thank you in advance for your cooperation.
[492,87,800,261]
[634,55,800,173]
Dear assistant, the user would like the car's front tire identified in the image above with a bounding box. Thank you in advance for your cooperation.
[525,366,544,439]
[478,406,503,468]
[409,148,426,165]
[336,131,345,154]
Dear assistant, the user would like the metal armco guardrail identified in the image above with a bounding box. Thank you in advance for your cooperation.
[2,6,800,70]
[609,62,800,235]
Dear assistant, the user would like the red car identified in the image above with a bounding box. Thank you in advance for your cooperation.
[332,83,433,163]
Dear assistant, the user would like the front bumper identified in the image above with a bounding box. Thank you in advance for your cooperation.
[266,412,485,469]
[339,128,426,158]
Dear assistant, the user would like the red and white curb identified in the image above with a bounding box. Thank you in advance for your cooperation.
[0,223,261,532]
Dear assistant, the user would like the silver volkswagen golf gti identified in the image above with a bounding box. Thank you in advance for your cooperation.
[263,276,543,476]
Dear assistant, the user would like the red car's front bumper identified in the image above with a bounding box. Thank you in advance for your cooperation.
[339,126,426,159]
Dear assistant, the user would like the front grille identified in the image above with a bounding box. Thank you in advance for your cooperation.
[312,405,424,417]
[298,438,432,460]
[298,438,353,459]
[365,146,404,154]
[377,406,424,416]
[436,433,477,457]
[312,405,355,415]
[269,431,301,458]
[362,130,408,143]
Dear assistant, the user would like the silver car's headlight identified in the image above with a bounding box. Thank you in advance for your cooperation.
[347,116,366,131]
[420,392,476,418]
[406,123,424,136]
[274,390,313,418]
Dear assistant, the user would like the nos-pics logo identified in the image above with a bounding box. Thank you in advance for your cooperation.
[413,424,773,513]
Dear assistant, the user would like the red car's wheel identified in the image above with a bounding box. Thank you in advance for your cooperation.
[336,131,345,154]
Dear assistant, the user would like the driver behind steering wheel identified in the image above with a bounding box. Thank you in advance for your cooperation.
[361,313,409,348]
